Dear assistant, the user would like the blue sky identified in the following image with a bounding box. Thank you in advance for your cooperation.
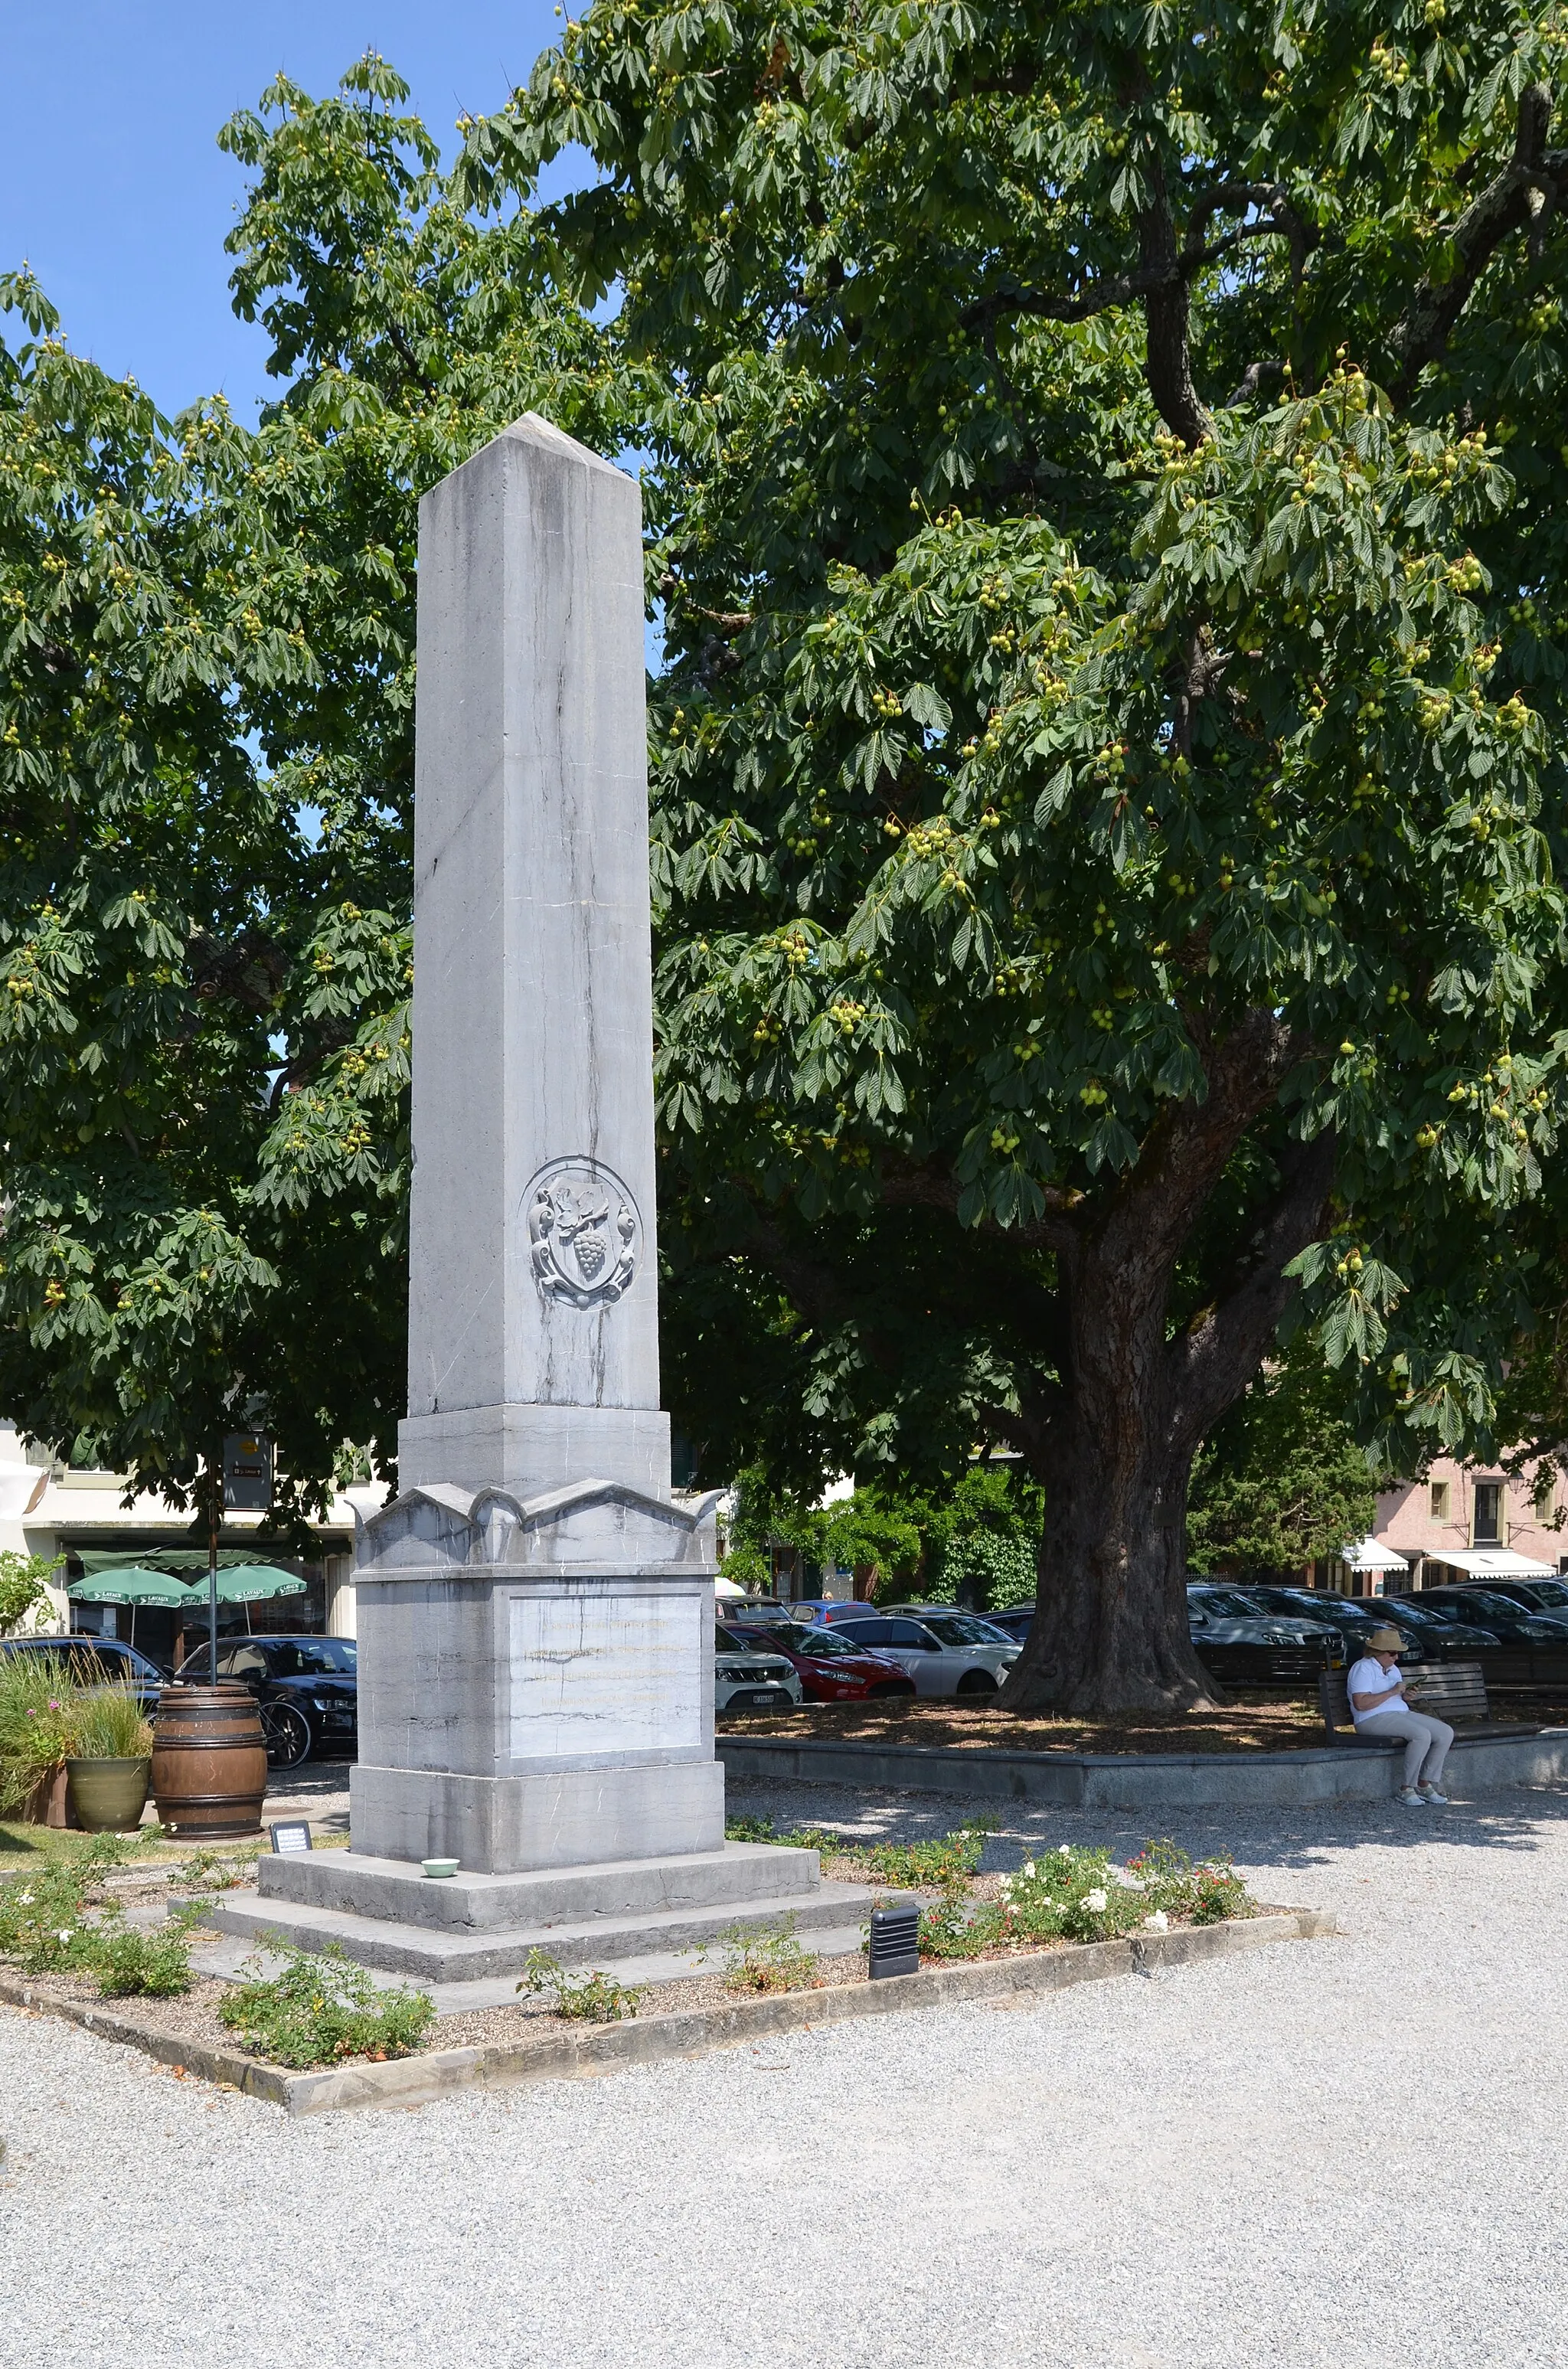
[0,3,564,419]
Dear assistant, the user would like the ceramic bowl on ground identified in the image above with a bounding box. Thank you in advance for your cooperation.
[422,1856,460,1878]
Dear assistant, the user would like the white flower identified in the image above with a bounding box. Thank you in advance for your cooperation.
[1058,1843,1072,1857]
[56,1930,72,1943]
[17,1891,32,1905]
[1145,1910,1169,1933]
[1083,1889,1108,1913]
[1022,1861,1036,1878]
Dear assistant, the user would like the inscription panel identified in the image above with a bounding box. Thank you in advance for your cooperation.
[508,1586,704,1763]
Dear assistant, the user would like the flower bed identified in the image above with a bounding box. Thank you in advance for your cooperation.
[0,1822,1268,2083]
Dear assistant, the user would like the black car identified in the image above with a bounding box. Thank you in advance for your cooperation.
[1187,1583,1345,1686]
[1338,1593,1503,1660]
[1401,1588,1568,1688]
[175,1633,357,1768]
[0,1632,167,1711]
[982,1608,1035,1648]
[1238,1586,1508,1665]
[1442,1574,1568,1620]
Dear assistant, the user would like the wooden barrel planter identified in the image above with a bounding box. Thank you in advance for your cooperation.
[151,1685,267,1839]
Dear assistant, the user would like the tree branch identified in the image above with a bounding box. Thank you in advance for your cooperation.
[878,1156,1084,1253]
[1095,1011,1312,1283]
[1393,85,1563,400]
[1165,1129,1338,1458]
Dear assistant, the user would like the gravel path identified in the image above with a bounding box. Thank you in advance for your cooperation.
[4,1777,1566,2369]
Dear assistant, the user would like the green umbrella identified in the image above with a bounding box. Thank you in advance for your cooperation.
[204,1563,307,1635]
[209,1564,307,1604]
[68,1566,199,1651]
[69,1567,200,1608]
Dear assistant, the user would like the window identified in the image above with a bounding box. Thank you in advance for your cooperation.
[1473,1482,1503,1546]
[1534,1469,1557,1520]
[1429,1480,1450,1521]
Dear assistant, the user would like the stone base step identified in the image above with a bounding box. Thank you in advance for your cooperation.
[255,1838,820,1933]
[201,1877,904,1984]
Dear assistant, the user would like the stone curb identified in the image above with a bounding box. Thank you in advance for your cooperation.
[0,1906,1334,2118]
[717,1729,1568,1808]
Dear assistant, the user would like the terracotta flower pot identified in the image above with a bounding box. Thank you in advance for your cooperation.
[66,1756,152,1833]
[18,1763,77,1828]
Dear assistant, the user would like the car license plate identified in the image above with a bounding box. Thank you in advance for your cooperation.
[742,1689,778,1707]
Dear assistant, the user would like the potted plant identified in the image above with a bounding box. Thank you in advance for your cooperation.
[0,1651,80,1826]
[65,1680,154,1831]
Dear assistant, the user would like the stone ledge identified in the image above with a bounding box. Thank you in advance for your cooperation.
[0,1907,1334,2119]
[716,1729,1568,1809]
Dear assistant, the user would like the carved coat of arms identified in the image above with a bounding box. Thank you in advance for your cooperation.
[527,1159,640,1309]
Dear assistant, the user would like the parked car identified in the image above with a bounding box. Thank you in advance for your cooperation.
[828,1613,1018,1695]
[1396,1588,1568,1688]
[174,1634,358,1769]
[0,1632,167,1711]
[1238,1589,1436,1665]
[1187,1584,1344,1686]
[725,1619,916,1702]
[1440,1574,1568,1620]
[1315,1593,1503,1660]
[877,1605,1021,1645]
[977,1607,1034,1648]
[714,1629,803,1714]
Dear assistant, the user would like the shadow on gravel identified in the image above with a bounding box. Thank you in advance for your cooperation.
[722,1773,1568,1878]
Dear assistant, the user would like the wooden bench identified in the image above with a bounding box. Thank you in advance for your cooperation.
[1319,1660,1489,1738]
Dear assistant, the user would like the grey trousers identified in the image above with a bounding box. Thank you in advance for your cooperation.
[1362,1708,1455,1787]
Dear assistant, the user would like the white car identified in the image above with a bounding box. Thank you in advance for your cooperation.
[714,1634,803,1713]
[829,1611,1018,1697]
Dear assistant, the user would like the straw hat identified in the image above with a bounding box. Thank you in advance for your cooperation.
[1367,1626,1406,1652]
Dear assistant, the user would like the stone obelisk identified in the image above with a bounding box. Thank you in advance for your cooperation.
[340,416,724,1875]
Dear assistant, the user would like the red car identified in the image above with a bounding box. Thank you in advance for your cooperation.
[723,1620,916,1703]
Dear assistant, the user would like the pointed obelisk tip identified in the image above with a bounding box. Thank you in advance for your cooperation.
[494,409,630,479]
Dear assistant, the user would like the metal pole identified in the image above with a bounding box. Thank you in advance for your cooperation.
[208,1462,219,1681]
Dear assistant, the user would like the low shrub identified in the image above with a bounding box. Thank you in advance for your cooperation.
[917,1837,1256,1961]
[0,1851,97,1974]
[217,1942,436,2068]
[0,1834,181,1983]
[519,1948,644,2023]
[0,1653,80,1812]
[91,1918,194,1998]
[174,1845,257,1894]
[724,1814,837,1853]
[1123,1839,1256,1926]
[710,1915,822,1994]
[867,1818,997,1889]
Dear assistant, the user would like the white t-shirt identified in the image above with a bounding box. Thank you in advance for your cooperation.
[1348,1655,1406,1727]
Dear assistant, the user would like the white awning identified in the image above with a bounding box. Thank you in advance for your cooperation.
[1341,1536,1413,1573]
[714,1574,748,1601]
[1419,1547,1560,1580]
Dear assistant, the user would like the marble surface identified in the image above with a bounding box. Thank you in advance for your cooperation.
[508,1586,704,1763]
[403,413,662,1482]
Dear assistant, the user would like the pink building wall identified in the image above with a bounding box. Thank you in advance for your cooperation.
[1354,1456,1566,1593]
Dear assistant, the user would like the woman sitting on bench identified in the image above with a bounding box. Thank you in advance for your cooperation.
[1348,1626,1454,1807]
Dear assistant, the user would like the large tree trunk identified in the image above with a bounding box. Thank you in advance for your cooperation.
[1000,1024,1335,1716]
[1022,1416,1218,1714]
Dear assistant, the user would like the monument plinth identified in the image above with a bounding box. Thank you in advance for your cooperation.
[237,418,885,1970]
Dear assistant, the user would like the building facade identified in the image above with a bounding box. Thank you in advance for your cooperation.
[0,1426,377,1665]
[1315,1453,1566,1595]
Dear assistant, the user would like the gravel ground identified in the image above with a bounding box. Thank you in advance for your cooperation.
[4,1776,1567,2369]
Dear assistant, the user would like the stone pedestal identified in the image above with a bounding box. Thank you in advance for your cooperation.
[346,1477,724,1874]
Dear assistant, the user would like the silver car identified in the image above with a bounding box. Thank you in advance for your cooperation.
[714,1633,802,1713]
[830,1610,1018,1697]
